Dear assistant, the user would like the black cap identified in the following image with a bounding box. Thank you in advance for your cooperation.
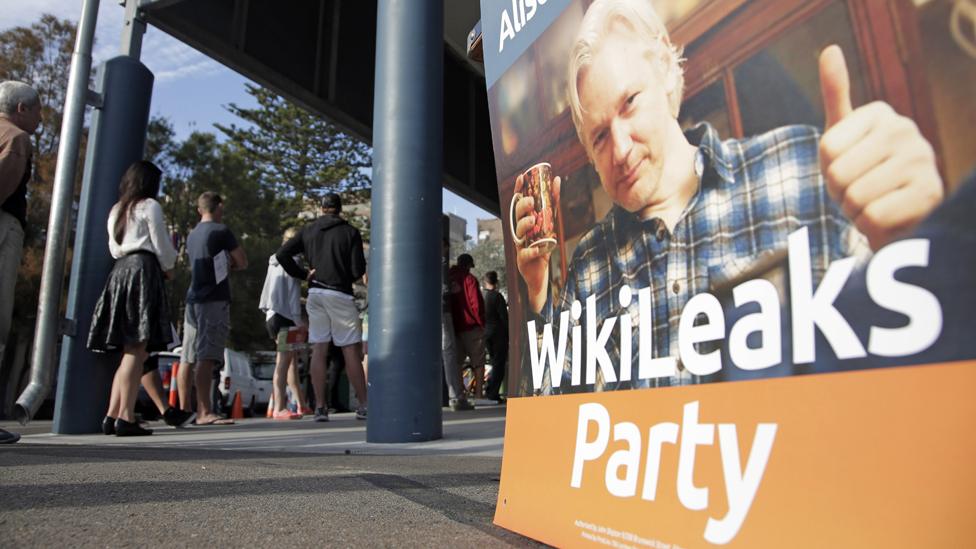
[321,192,342,211]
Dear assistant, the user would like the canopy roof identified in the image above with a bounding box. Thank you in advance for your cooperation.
[142,0,499,214]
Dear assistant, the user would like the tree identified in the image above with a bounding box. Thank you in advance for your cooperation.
[151,83,379,353]
[155,129,286,351]
[216,83,372,211]
[151,83,377,352]
[467,237,508,294]
[145,115,177,173]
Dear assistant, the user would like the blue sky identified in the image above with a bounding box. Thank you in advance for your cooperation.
[1,0,496,238]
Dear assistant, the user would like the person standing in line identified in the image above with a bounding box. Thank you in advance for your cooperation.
[88,161,194,436]
[449,253,487,399]
[482,271,508,403]
[0,81,42,444]
[353,241,369,383]
[177,192,247,425]
[442,238,472,411]
[139,353,198,427]
[259,227,308,420]
[276,192,368,422]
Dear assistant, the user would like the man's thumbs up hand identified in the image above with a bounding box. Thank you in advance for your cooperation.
[820,45,852,129]
[818,45,943,250]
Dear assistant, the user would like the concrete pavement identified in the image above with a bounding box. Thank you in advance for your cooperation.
[0,403,540,547]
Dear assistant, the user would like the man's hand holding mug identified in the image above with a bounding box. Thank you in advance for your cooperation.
[511,162,561,313]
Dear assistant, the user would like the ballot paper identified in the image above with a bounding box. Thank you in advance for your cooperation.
[214,250,229,285]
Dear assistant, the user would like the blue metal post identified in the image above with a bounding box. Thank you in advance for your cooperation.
[367,0,445,442]
[52,56,154,433]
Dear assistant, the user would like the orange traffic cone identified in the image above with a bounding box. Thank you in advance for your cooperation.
[230,391,244,420]
[266,394,274,418]
[168,363,180,408]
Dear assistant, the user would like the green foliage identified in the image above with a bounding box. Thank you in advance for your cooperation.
[145,116,177,173]
[467,238,508,294]
[150,85,374,351]
[341,187,372,242]
[216,83,372,203]
[150,128,289,351]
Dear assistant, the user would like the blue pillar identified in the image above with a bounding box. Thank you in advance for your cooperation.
[53,56,154,433]
[367,0,444,442]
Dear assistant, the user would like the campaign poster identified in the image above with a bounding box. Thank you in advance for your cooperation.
[481,0,976,546]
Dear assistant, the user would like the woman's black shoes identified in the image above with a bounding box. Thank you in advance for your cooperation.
[163,407,197,428]
[114,418,152,437]
[102,416,116,435]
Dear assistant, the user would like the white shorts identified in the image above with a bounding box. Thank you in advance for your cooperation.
[307,289,362,346]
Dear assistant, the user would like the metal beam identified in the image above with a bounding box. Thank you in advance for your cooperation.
[136,0,185,10]
[15,0,100,424]
[121,0,147,58]
[142,8,374,142]
[367,0,445,443]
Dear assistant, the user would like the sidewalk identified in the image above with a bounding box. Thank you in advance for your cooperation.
[0,403,537,547]
[5,400,506,456]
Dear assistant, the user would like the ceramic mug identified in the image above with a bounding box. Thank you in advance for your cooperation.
[510,162,557,252]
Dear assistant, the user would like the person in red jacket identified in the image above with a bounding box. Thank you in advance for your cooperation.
[448,253,486,398]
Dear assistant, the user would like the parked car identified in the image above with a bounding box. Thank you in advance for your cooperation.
[216,349,272,416]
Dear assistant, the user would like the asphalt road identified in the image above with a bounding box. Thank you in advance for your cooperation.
[0,406,541,547]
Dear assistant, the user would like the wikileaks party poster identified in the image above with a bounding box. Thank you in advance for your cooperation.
[481,0,976,546]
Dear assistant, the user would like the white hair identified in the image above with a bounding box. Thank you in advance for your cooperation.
[0,81,40,115]
[567,0,684,156]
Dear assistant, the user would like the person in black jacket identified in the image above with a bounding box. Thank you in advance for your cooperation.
[276,193,368,422]
[482,271,509,402]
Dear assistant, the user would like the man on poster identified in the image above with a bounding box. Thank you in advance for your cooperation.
[511,0,944,390]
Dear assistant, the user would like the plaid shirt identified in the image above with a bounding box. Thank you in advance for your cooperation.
[537,122,866,393]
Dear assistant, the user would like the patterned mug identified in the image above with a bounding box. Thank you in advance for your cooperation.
[510,162,557,252]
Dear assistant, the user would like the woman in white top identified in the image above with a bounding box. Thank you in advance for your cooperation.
[259,227,310,419]
[87,160,179,436]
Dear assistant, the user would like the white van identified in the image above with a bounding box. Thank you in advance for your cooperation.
[217,349,272,416]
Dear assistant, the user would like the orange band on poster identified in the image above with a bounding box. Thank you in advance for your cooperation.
[495,361,976,548]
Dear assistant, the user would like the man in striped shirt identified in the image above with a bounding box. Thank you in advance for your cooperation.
[511,0,944,392]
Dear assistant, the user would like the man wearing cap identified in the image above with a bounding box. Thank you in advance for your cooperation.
[0,81,43,444]
[277,193,368,422]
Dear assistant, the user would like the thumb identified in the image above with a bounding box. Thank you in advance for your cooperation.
[819,44,852,129]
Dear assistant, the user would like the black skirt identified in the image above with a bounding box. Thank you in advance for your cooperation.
[87,251,174,354]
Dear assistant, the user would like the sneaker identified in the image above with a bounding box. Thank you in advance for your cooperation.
[163,407,197,428]
[314,408,330,422]
[355,407,368,420]
[273,409,301,421]
[115,418,153,437]
[0,428,21,444]
[300,406,314,416]
[450,399,474,411]
[102,416,116,435]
